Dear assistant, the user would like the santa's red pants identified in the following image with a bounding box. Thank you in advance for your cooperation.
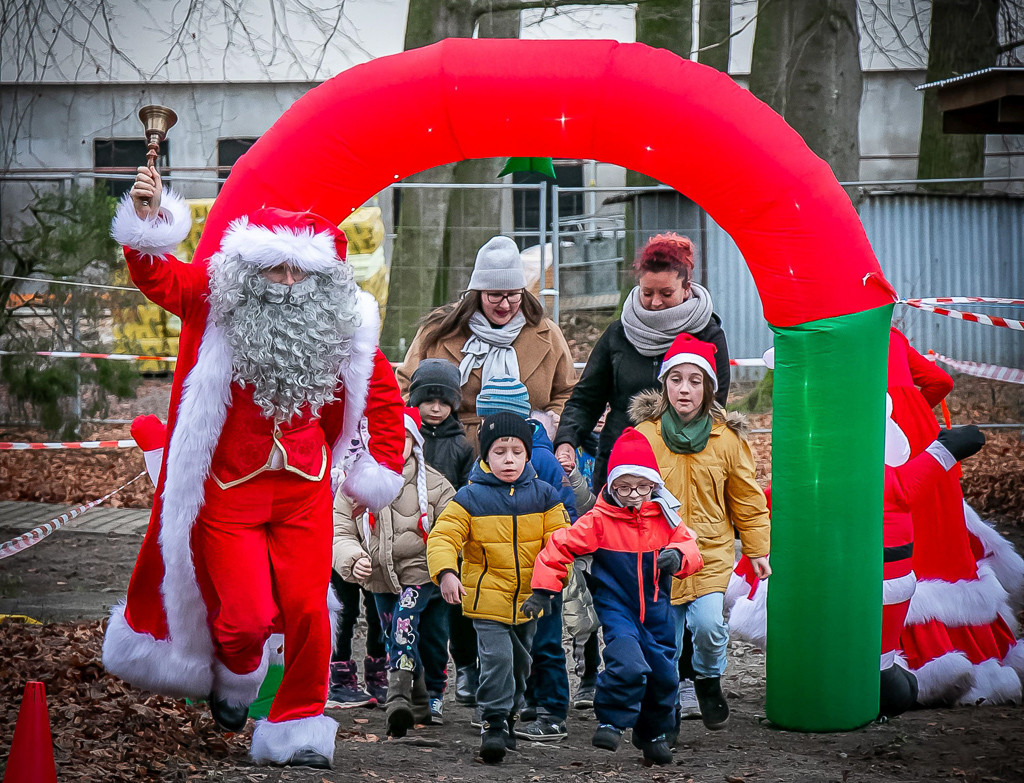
[192,469,333,723]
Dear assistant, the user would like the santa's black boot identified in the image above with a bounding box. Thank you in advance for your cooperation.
[693,677,729,729]
[210,695,249,732]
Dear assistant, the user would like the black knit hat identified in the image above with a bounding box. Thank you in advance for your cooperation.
[409,358,462,411]
[479,412,533,463]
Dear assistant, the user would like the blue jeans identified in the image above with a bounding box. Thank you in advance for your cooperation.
[524,593,570,721]
[672,592,728,678]
[374,583,449,697]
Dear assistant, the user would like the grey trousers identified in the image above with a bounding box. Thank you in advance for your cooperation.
[473,618,536,723]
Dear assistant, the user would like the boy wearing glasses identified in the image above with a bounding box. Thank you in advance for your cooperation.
[525,428,703,766]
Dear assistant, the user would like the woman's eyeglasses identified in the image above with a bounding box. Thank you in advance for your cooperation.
[612,484,655,498]
[483,291,524,305]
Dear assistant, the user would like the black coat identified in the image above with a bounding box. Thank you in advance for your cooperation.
[421,415,476,490]
[553,314,730,491]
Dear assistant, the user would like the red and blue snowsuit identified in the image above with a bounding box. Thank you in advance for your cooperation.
[532,491,703,738]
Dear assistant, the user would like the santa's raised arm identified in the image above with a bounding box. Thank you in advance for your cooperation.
[103,166,404,770]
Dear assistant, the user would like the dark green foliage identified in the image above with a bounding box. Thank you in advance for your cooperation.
[730,370,774,414]
[1,186,139,436]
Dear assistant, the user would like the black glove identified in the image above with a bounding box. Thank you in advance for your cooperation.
[936,425,985,462]
[522,590,555,620]
[656,547,682,574]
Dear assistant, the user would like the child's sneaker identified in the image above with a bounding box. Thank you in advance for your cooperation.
[428,697,444,725]
[515,717,567,741]
[678,678,702,719]
[480,720,509,764]
[573,682,596,710]
[326,661,374,709]
[591,724,623,751]
[639,734,673,766]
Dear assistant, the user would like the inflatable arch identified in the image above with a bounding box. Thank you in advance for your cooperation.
[194,39,898,731]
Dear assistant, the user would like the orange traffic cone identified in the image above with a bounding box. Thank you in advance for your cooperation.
[3,681,58,783]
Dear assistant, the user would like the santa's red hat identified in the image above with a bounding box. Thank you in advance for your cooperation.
[606,427,664,488]
[218,207,348,274]
[657,333,718,390]
[403,406,424,448]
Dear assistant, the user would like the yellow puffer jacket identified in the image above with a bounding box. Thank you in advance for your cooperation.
[427,461,570,624]
[630,391,770,605]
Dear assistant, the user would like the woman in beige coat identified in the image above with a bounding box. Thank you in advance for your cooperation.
[396,236,576,448]
[334,409,455,738]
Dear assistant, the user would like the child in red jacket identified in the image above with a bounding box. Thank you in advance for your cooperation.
[526,427,703,765]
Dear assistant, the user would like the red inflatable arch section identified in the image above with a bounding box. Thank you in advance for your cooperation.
[198,38,894,326]
[194,39,899,732]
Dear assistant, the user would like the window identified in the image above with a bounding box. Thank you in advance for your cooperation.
[512,161,584,251]
[217,138,259,191]
[94,139,170,199]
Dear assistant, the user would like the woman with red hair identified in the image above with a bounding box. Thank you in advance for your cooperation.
[554,233,730,492]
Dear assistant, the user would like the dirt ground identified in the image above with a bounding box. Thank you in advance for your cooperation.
[2,376,1023,782]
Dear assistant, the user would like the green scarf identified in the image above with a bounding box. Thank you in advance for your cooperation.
[660,407,713,454]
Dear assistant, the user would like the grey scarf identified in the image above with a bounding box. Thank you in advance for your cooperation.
[619,283,714,357]
[458,310,526,386]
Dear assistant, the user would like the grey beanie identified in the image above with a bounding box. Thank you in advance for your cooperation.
[409,358,462,410]
[467,236,527,292]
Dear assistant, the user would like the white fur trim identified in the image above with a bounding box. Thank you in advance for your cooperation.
[880,650,896,669]
[340,450,403,513]
[214,644,270,708]
[963,501,1024,610]
[657,353,717,390]
[905,562,1012,627]
[143,448,164,486]
[111,188,191,257]
[102,602,213,698]
[328,586,342,657]
[332,291,381,469]
[957,658,1023,706]
[1004,641,1024,679]
[607,464,663,488]
[882,572,917,605]
[267,633,286,667]
[220,215,341,273]
[250,713,338,766]
[908,651,974,706]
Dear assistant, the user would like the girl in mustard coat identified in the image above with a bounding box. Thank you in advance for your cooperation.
[630,334,771,731]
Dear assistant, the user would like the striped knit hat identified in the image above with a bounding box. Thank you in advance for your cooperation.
[476,375,531,419]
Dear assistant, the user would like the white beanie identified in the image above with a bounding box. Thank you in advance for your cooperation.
[467,236,527,291]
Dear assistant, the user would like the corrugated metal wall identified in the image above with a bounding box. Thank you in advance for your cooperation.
[700,193,1024,370]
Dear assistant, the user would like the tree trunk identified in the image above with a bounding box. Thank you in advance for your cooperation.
[624,0,694,291]
[380,0,474,359]
[917,0,999,192]
[749,0,862,183]
[442,8,521,299]
[697,0,731,73]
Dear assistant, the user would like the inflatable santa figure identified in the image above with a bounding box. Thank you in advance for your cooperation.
[104,167,405,769]
[889,327,1024,706]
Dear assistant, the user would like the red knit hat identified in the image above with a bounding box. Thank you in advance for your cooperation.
[403,406,424,448]
[219,207,348,273]
[606,427,664,488]
[657,333,718,390]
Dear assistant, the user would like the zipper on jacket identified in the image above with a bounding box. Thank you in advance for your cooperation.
[473,550,489,612]
[636,551,646,623]
[510,485,522,623]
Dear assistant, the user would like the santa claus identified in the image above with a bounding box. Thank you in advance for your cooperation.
[104,167,405,768]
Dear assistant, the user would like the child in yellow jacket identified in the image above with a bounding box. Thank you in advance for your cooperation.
[427,412,569,764]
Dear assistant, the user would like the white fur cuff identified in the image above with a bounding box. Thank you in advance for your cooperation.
[111,187,191,257]
[213,645,270,709]
[250,713,338,766]
[340,450,403,512]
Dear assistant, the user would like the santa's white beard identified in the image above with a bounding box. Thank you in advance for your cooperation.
[208,256,361,423]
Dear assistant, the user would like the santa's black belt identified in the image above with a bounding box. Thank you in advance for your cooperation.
[883,543,913,562]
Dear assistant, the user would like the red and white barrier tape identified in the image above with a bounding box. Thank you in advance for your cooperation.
[0,439,137,450]
[932,353,1024,385]
[0,471,147,561]
[904,297,1024,307]
[0,350,177,362]
[901,298,1024,330]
